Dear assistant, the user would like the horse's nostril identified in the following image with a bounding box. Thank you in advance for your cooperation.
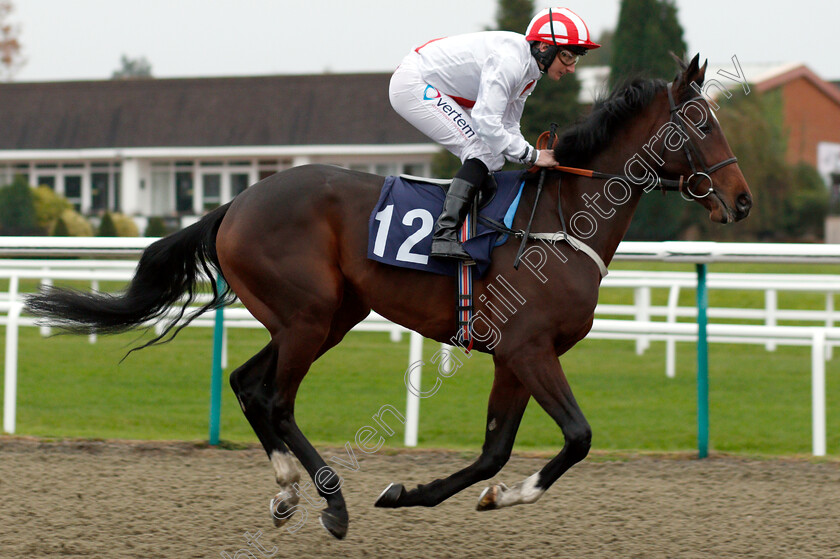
[737,193,752,212]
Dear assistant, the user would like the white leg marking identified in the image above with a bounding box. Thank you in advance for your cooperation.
[496,472,544,508]
[269,451,302,527]
[270,450,301,486]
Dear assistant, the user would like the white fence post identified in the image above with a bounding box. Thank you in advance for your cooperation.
[825,293,834,360]
[404,331,424,447]
[811,330,826,457]
[39,275,52,337]
[88,280,99,344]
[635,286,651,355]
[3,302,23,434]
[665,285,680,378]
[765,289,777,351]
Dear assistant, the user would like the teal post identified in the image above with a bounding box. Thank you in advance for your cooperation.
[209,274,226,446]
[695,263,709,458]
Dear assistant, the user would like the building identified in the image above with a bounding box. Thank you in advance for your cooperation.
[0,74,436,228]
[4,63,838,230]
[752,64,840,168]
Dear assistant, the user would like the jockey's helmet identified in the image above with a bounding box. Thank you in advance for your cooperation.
[525,7,600,71]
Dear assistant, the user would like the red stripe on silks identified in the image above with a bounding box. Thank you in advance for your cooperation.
[521,81,535,96]
[449,95,476,109]
[415,37,446,53]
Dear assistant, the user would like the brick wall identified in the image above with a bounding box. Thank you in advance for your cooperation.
[779,77,840,167]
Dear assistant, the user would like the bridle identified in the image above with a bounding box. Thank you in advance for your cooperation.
[665,84,738,200]
[533,82,739,201]
[509,82,740,269]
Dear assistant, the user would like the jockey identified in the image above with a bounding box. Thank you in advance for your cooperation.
[389,7,600,262]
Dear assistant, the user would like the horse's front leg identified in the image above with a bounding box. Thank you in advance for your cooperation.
[375,357,530,508]
[476,345,591,511]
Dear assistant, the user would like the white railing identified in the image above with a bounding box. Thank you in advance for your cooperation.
[2,238,840,455]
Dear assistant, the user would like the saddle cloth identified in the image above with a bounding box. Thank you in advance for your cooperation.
[367,170,526,277]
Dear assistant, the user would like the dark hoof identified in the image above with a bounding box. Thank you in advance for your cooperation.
[319,509,348,540]
[270,491,299,527]
[374,483,406,508]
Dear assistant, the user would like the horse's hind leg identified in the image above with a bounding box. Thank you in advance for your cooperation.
[476,347,591,510]
[274,293,369,537]
[375,355,531,508]
[229,344,304,527]
[244,291,368,539]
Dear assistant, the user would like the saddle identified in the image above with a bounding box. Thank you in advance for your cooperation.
[366,170,526,278]
[400,173,498,209]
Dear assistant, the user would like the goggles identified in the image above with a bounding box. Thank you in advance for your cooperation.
[557,49,581,66]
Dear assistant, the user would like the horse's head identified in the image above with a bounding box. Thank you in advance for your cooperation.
[660,53,753,223]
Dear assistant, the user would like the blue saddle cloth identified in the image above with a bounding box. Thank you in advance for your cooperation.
[367,170,526,277]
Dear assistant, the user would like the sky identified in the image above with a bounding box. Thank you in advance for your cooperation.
[9,0,840,82]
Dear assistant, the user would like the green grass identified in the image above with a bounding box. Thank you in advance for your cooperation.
[3,259,839,455]
[2,324,838,456]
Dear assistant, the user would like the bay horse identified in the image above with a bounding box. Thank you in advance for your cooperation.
[26,54,751,539]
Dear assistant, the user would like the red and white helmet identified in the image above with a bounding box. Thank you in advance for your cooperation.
[525,7,600,49]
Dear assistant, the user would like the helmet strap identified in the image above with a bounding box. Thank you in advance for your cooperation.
[531,7,561,73]
[531,43,559,73]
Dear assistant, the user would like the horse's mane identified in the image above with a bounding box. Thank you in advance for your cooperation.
[553,77,668,166]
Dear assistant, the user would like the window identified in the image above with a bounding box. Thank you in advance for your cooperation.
[231,173,249,197]
[37,176,56,189]
[202,174,221,210]
[403,163,428,177]
[375,163,397,176]
[92,173,110,211]
[176,172,194,213]
[64,176,82,211]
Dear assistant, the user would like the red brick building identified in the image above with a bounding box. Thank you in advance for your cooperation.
[755,65,840,168]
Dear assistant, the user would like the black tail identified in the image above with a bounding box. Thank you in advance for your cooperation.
[25,203,236,351]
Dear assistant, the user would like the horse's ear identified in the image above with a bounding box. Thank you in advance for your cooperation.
[695,58,709,87]
[670,51,687,71]
[672,53,706,98]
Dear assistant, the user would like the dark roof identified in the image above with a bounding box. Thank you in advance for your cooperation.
[0,73,430,150]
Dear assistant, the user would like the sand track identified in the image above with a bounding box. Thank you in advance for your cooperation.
[1,439,838,558]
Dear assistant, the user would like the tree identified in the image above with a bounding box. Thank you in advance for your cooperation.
[111,54,153,80]
[610,0,686,88]
[583,30,613,66]
[98,212,118,236]
[145,216,170,237]
[53,208,93,236]
[52,216,70,237]
[0,0,24,81]
[493,0,533,33]
[613,0,687,240]
[32,185,72,232]
[710,90,828,241]
[0,176,43,235]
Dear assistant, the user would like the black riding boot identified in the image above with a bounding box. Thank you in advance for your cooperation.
[430,177,478,262]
